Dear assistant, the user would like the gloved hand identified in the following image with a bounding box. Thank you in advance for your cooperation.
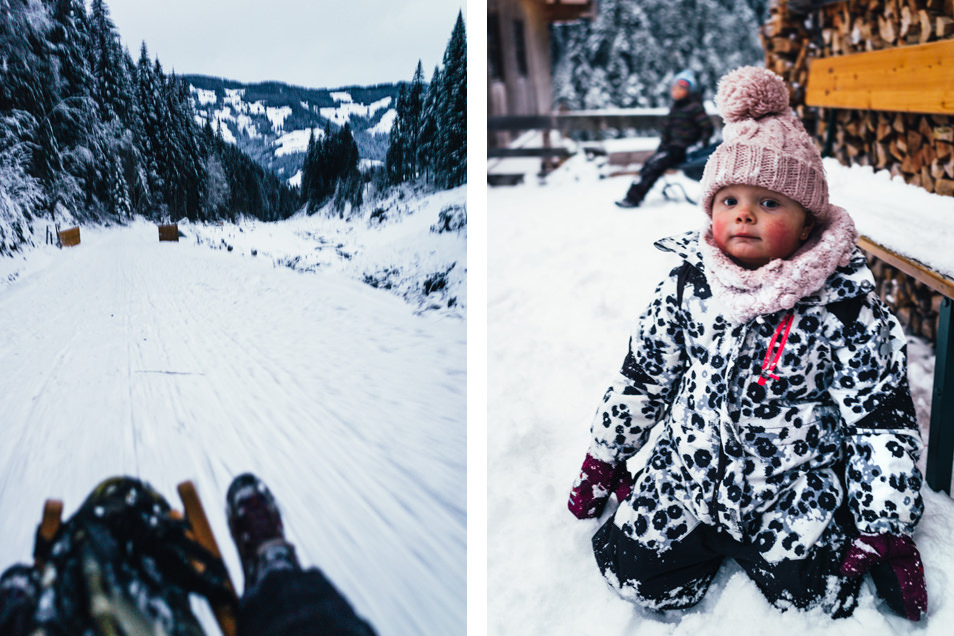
[567,454,634,519]
[841,533,927,621]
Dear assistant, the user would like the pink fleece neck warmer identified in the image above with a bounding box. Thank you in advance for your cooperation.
[698,203,859,324]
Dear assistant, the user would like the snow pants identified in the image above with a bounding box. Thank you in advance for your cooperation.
[592,518,861,618]
[623,145,687,205]
[239,568,377,636]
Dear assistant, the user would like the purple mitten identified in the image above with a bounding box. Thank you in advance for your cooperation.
[841,533,927,621]
[568,454,632,519]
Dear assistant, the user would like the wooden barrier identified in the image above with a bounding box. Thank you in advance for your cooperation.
[58,226,80,247]
[806,41,954,493]
[158,223,179,242]
[806,39,954,115]
[856,236,954,494]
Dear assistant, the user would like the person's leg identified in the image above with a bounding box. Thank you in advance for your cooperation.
[239,569,376,636]
[618,147,687,207]
[591,519,727,611]
[226,473,377,636]
[734,524,861,618]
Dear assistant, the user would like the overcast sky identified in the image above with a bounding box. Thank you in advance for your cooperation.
[96,0,467,89]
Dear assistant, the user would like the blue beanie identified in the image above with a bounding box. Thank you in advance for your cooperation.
[674,69,697,93]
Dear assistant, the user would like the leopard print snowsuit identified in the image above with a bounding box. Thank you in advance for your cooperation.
[587,231,924,573]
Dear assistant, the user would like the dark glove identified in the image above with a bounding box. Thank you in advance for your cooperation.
[841,533,927,621]
[567,454,634,519]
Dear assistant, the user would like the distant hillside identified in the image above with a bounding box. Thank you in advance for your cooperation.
[183,75,400,185]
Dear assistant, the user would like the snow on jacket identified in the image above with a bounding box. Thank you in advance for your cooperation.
[587,230,924,563]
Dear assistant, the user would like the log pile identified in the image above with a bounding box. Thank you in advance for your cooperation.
[867,254,944,341]
[762,0,954,344]
[762,0,954,197]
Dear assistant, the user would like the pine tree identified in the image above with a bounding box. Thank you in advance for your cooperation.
[89,0,132,125]
[435,10,466,189]
[417,66,442,185]
[405,60,426,179]
[385,83,408,185]
[551,0,767,108]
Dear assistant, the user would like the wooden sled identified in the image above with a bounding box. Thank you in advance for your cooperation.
[36,480,238,636]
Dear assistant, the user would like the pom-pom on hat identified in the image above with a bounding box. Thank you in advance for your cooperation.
[700,66,831,222]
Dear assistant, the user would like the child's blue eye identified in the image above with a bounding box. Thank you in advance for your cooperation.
[761,199,779,209]
[723,197,737,206]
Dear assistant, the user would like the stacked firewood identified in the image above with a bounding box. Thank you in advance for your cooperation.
[762,0,954,197]
[762,0,953,344]
[867,255,944,341]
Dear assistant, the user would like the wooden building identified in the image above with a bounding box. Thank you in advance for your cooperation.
[487,0,596,147]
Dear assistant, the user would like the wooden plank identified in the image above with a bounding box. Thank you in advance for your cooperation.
[488,147,572,158]
[58,226,80,247]
[806,39,954,114]
[158,223,179,242]
[177,481,238,636]
[857,235,954,298]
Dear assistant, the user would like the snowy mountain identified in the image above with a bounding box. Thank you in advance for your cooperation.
[185,76,400,185]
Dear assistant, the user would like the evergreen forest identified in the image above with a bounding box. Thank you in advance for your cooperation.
[550,0,770,108]
[0,1,467,254]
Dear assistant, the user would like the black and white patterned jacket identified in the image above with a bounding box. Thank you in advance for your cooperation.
[588,231,924,563]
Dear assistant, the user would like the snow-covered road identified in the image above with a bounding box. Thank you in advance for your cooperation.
[0,220,466,636]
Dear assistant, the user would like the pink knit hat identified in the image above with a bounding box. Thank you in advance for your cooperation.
[701,66,831,221]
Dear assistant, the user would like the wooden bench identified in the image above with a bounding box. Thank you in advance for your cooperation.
[807,39,954,493]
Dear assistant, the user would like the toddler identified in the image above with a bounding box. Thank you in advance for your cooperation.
[569,67,927,620]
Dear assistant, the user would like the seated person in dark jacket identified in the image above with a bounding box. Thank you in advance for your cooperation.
[616,69,713,208]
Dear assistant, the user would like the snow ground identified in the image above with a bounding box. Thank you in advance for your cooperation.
[0,189,466,636]
[182,184,466,319]
[487,156,954,636]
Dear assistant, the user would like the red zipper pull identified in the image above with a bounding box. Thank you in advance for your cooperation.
[758,313,794,387]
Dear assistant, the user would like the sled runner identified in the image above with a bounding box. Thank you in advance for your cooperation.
[32,478,238,636]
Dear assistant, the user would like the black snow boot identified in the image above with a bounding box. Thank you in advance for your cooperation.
[226,473,301,587]
[616,182,646,208]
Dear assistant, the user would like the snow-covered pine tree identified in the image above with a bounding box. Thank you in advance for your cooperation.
[0,0,296,236]
[418,65,443,185]
[386,83,409,185]
[405,61,426,180]
[434,10,466,189]
[386,11,466,190]
[89,0,132,126]
[551,0,768,109]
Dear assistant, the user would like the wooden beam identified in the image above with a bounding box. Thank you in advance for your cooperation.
[806,39,954,114]
[857,235,954,298]
[487,147,572,158]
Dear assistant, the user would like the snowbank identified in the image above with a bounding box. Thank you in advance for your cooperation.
[181,184,466,319]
